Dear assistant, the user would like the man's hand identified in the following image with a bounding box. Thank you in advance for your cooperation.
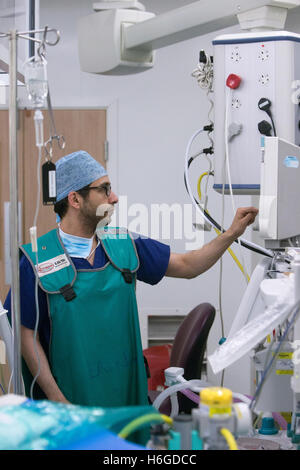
[21,326,70,404]
[166,206,259,280]
[227,206,258,239]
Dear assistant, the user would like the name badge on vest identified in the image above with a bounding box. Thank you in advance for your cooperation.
[35,254,70,278]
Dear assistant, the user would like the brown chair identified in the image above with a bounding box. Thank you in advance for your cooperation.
[144,302,215,415]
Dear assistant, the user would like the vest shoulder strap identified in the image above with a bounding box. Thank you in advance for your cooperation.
[20,228,77,297]
[97,227,140,284]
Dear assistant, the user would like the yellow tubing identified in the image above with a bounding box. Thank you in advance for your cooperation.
[118,413,173,440]
[197,171,209,202]
[213,225,250,282]
[197,172,250,282]
[220,427,238,450]
[196,175,280,345]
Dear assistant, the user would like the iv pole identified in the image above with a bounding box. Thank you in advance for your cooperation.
[0,27,60,395]
[9,29,22,395]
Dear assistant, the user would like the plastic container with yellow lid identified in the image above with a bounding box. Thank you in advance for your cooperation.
[200,387,232,417]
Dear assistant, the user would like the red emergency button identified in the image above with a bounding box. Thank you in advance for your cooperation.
[226,74,242,89]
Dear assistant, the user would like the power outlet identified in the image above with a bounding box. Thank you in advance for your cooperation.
[232,97,242,109]
[230,47,242,62]
[259,73,270,85]
[258,47,270,62]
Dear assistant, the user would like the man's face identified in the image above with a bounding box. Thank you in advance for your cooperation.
[78,176,118,230]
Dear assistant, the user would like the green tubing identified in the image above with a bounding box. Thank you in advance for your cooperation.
[118,414,173,440]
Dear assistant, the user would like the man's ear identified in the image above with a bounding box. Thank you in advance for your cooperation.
[68,191,80,209]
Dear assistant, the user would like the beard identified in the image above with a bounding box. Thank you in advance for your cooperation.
[79,201,114,232]
[78,202,101,233]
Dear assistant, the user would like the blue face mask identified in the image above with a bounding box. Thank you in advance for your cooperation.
[59,227,94,258]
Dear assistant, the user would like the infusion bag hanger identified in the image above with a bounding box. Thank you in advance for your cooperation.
[23,27,62,206]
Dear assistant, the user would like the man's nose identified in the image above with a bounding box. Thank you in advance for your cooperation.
[109,191,118,204]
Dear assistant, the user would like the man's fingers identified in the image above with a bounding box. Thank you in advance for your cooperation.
[245,213,256,225]
[238,206,259,216]
[237,208,258,225]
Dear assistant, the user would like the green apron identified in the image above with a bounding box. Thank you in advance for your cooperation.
[21,227,148,408]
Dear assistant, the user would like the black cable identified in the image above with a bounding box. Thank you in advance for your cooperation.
[188,157,194,167]
[269,113,277,137]
[183,172,273,258]
[187,147,213,169]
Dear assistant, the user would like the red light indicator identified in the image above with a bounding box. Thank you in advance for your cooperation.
[226,74,242,89]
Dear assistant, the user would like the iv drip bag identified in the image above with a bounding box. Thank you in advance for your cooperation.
[24,56,48,108]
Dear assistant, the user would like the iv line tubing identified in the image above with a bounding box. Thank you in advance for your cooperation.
[30,143,43,400]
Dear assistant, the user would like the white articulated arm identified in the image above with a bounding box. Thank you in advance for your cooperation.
[124,0,300,52]
[78,0,300,75]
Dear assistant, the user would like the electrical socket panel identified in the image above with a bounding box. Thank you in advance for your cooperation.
[212,31,300,195]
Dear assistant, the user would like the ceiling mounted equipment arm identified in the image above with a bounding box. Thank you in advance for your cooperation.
[78,0,300,75]
[124,0,299,52]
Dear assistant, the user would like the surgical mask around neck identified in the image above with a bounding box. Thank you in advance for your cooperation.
[59,227,94,258]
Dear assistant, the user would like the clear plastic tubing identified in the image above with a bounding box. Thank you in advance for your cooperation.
[153,381,252,412]
[153,380,208,411]
[34,110,44,147]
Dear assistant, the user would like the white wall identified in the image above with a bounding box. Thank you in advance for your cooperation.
[39,1,300,394]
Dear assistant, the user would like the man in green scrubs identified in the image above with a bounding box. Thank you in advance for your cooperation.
[10,150,258,407]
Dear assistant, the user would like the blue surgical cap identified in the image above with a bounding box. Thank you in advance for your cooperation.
[56,150,108,202]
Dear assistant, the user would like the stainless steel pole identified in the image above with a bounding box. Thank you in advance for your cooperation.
[9,29,23,394]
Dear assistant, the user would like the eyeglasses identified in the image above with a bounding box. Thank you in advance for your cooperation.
[83,183,112,197]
